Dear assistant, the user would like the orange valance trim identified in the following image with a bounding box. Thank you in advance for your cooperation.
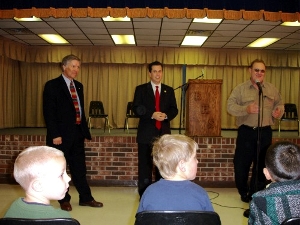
[0,7,299,22]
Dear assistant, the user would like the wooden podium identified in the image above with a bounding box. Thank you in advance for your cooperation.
[185,79,223,136]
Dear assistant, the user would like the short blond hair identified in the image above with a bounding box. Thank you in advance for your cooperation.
[152,134,198,179]
[14,146,64,190]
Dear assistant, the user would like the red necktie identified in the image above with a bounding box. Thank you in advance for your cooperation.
[155,86,161,130]
[70,81,81,124]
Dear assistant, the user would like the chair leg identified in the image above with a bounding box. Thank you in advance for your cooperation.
[87,117,91,132]
[278,120,281,136]
[126,118,129,133]
[123,118,127,132]
[107,117,110,133]
[103,118,107,133]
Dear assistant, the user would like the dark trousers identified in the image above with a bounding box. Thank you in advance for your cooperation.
[234,125,272,197]
[56,125,93,203]
[137,129,162,197]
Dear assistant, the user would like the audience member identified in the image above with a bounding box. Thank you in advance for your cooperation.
[249,141,300,225]
[137,134,214,213]
[4,146,72,218]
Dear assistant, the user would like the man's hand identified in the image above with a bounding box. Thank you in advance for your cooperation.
[152,112,167,121]
[272,107,282,119]
[246,102,259,114]
[53,137,62,145]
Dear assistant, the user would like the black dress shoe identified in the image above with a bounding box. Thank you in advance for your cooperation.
[60,202,72,211]
[241,195,250,203]
[243,209,250,218]
[79,200,103,207]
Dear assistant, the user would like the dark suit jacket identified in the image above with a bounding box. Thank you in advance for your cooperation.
[132,82,178,143]
[43,75,91,149]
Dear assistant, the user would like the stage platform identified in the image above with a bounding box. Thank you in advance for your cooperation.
[0,127,299,138]
[0,128,299,187]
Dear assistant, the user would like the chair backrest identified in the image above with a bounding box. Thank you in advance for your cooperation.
[281,217,300,225]
[134,211,221,225]
[89,101,105,115]
[282,103,298,119]
[0,218,80,225]
[126,102,136,116]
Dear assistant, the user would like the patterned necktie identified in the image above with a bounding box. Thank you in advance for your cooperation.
[155,86,161,130]
[70,81,81,124]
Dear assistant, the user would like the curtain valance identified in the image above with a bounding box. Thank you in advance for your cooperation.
[0,7,299,22]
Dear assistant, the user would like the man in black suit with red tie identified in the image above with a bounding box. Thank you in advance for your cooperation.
[132,61,178,197]
[43,54,103,211]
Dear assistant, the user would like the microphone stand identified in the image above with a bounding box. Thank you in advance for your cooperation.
[255,88,263,193]
[174,73,204,134]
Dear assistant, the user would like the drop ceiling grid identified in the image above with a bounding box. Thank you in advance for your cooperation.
[0,17,298,49]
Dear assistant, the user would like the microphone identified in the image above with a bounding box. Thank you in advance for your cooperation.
[256,80,262,92]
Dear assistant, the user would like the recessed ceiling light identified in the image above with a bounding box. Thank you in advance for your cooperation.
[111,35,135,45]
[248,38,279,47]
[38,34,69,44]
[103,16,131,22]
[281,21,300,26]
[14,16,42,22]
[193,17,222,24]
[181,36,208,46]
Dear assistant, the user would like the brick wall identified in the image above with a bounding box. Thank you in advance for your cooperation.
[0,134,299,187]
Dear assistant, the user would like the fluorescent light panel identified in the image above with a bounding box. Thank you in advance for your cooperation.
[193,17,222,24]
[181,36,208,46]
[248,38,279,47]
[111,35,135,45]
[103,16,131,22]
[281,21,300,26]
[38,34,69,44]
[14,16,42,22]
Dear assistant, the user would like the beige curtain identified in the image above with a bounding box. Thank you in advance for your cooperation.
[0,37,299,130]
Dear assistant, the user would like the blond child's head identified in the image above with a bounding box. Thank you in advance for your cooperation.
[14,146,71,203]
[152,134,198,180]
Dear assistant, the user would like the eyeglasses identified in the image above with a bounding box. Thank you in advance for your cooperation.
[253,68,265,73]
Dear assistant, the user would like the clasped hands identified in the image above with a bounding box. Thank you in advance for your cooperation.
[53,136,90,145]
[246,102,282,119]
[152,111,167,121]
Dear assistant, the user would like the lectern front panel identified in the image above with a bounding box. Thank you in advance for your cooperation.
[185,79,223,137]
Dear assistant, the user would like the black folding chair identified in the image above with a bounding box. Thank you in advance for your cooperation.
[0,218,80,225]
[134,211,221,225]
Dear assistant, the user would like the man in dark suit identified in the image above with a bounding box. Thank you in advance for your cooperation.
[132,61,178,197]
[43,54,103,211]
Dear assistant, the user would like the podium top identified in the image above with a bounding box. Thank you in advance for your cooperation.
[188,79,223,84]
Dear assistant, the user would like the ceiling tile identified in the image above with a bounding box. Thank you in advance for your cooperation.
[19,21,51,29]
[104,21,132,29]
[81,28,108,35]
[107,28,134,35]
[47,21,78,28]
[75,21,106,28]
[160,29,186,35]
[216,24,248,31]
[134,29,160,35]
[54,28,84,35]
[133,21,161,29]
[188,23,219,31]
[243,24,275,32]
[135,35,159,41]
